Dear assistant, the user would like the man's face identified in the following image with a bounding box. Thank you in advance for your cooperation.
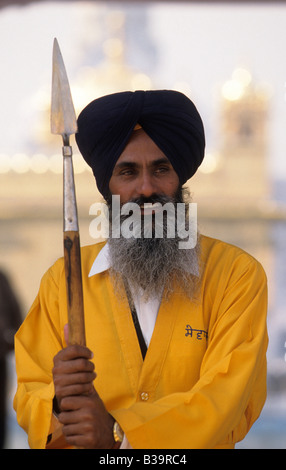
[108,129,180,207]
[107,129,200,300]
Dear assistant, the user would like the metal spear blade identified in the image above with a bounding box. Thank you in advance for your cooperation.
[51,38,77,137]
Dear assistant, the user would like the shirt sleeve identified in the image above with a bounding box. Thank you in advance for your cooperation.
[111,258,268,449]
[13,265,65,449]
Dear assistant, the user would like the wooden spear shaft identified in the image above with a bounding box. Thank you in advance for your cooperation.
[62,139,86,346]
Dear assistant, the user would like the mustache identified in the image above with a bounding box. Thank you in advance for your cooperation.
[121,186,185,208]
[106,186,185,209]
[126,194,175,207]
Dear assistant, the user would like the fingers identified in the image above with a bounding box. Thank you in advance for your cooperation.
[54,344,93,363]
[54,376,96,405]
[53,344,96,408]
[59,393,98,414]
[57,395,115,449]
[53,347,95,384]
[52,328,116,449]
[54,356,95,376]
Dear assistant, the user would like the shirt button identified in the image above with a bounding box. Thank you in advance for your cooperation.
[140,392,149,401]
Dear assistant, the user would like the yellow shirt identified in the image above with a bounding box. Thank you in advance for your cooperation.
[13,235,268,449]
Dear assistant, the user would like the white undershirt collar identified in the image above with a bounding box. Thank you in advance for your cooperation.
[88,242,198,347]
[88,242,199,278]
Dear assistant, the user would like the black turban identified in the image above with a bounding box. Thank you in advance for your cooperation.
[75,90,205,199]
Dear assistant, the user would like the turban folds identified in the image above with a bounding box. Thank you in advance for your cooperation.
[76,90,205,198]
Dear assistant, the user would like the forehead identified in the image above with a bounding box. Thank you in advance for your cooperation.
[116,128,169,166]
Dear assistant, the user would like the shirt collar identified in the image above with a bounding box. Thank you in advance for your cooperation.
[89,243,110,277]
[88,242,199,277]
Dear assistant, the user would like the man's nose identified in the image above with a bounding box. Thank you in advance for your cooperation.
[137,173,157,198]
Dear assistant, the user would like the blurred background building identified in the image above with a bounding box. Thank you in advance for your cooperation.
[0,0,285,448]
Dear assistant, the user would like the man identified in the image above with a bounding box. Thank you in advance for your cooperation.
[14,90,268,449]
[0,270,22,448]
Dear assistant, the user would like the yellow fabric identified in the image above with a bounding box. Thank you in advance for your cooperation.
[13,235,268,449]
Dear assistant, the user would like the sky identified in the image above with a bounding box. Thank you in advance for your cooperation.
[0,1,286,179]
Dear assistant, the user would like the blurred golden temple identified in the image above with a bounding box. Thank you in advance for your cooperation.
[0,7,284,307]
[1,2,286,448]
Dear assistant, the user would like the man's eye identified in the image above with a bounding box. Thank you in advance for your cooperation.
[155,166,169,174]
[120,169,135,176]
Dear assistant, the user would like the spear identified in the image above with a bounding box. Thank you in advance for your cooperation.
[51,38,86,346]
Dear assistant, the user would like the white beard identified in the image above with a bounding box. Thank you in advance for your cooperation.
[107,189,201,302]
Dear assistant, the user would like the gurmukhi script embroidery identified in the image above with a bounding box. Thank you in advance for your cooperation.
[185,324,208,340]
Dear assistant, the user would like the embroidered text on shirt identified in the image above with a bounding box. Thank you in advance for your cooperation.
[185,324,208,340]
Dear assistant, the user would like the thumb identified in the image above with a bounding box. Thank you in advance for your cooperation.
[64,323,69,345]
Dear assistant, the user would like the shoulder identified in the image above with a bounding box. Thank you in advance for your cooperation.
[199,234,267,283]
[43,240,107,285]
[80,241,107,264]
